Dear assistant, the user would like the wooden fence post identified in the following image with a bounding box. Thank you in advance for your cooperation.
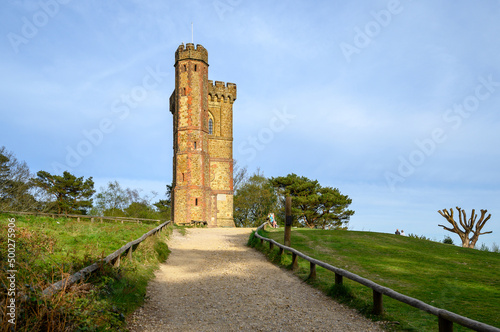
[335,273,343,285]
[113,255,121,267]
[278,247,284,257]
[291,252,298,271]
[127,246,133,261]
[284,196,292,247]
[269,242,274,250]
[308,262,316,280]
[373,290,383,315]
[438,316,453,332]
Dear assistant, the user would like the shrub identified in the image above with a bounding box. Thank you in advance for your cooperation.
[443,236,454,245]
[479,243,490,252]
[408,233,432,241]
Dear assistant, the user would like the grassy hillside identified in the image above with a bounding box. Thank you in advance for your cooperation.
[251,227,500,331]
[0,212,171,331]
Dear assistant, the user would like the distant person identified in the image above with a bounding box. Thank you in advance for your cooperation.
[268,213,276,228]
[401,230,406,236]
[395,229,400,235]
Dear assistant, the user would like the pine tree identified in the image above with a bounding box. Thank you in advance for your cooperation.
[270,173,354,229]
[32,170,95,214]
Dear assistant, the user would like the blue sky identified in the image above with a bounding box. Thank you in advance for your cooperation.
[1,0,499,247]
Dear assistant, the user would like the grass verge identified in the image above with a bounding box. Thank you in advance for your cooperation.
[0,212,171,331]
[248,227,500,332]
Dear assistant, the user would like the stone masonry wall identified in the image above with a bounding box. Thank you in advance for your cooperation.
[171,44,236,227]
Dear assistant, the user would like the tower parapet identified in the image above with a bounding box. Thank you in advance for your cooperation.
[175,43,208,66]
[208,80,237,102]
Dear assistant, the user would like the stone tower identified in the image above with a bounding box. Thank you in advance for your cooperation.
[170,43,236,227]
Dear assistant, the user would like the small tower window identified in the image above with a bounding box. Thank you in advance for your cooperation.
[182,173,185,182]
[194,64,197,71]
[194,141,197,149]
[195,198,198,206]
[208,118,213,135]
[183,64,187,71]
[182,87,186,96]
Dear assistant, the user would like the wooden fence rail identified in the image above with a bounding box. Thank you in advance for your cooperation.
[253,223,500,332]
[1,210,163,224]
[42,220,171,297]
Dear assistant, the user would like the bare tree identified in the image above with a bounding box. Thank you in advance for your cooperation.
[233,159,248,194]
[438,207,493,248]
[0,146,40,211]
[92,180,158,217]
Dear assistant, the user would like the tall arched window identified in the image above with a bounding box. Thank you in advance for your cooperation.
[208,118,213,135]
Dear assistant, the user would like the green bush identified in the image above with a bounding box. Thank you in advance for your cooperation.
[443,236,454,245]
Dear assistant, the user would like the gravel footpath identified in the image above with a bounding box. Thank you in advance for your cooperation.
[127,228,384,331]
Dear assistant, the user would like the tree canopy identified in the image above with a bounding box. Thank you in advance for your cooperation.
[91,180,168,219]
[270,173,354,229]
[1,145,354,228]
[32,170,95,214]
[234,170,277,227]
[93,180,130,216]
[233,160,249,194]
[0,146,38,211]
[153,184,172,220]
[0,146,172,219]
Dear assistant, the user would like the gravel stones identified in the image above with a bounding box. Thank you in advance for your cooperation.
[127,228,384,331]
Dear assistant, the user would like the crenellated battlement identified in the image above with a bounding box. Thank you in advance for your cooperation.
[175,43,208,65]
[208,80,237,102]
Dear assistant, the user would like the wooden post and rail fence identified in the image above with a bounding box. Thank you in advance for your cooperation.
[1,210,163,224]
[41,220,171,297]
[253,222,500,332]
[4,209,498,330]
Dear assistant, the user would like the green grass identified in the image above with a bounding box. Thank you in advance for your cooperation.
[0,212,172,331]
[11,213,160,257]
[250,228,500,332]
